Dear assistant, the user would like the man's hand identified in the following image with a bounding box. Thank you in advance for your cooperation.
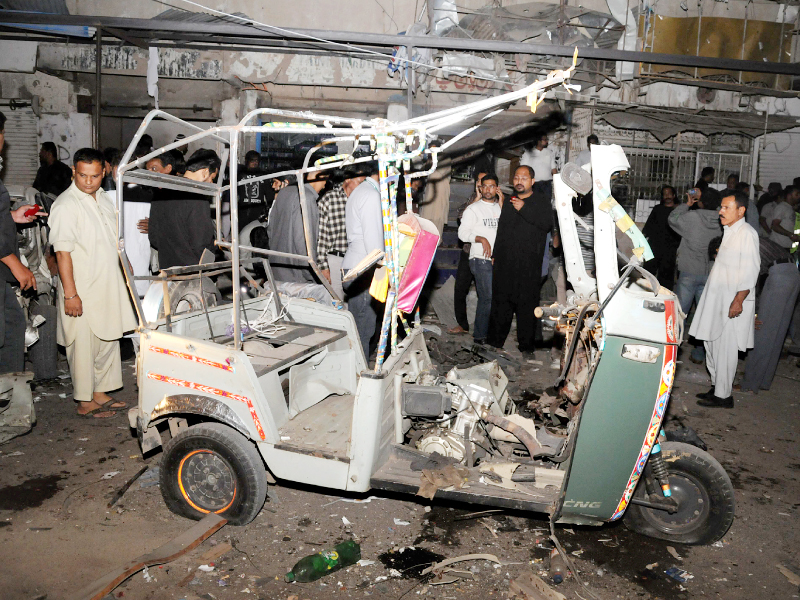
[497,188,505,207]
[475,236,492,258]
[728,297,744,318]
[510,197,524,211]
[272,179,288,192]
[320,269,331,283]
[11,262,36,291]
[137,218,149,234]
[64,295,83,317]
[11,205,46,224]
[755,318,763,330]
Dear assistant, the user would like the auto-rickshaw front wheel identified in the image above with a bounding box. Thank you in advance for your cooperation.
[159,422,268,526]
[624,442,735,545]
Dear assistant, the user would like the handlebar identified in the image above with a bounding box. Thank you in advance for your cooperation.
[534,305,563,319]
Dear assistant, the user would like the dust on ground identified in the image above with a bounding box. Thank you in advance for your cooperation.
[0,329,798,600]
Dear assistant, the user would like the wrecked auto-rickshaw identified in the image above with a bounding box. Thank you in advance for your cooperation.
[123,59,733,546]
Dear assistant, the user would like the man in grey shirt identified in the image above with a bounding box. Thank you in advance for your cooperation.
[267,173,326,282]
[668,187,722,362]
[342,167,384,358]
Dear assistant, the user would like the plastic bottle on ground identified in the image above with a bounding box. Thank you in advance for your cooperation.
[284,540,361,583]
[549,548,566,584]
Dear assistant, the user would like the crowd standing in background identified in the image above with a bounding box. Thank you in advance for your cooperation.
[2,124,800,418]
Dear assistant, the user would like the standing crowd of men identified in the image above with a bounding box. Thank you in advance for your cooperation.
[642,166,800,408]
[2,118,799,418]
[0,125,422,416]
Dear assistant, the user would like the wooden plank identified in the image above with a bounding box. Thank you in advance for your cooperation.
[199,541,233,563]
[509,572,567,600]
[69,514,226,600]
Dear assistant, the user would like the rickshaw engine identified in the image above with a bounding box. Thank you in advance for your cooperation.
[404,381,496,464]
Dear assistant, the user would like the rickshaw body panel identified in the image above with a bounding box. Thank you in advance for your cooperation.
[559,335,677,523]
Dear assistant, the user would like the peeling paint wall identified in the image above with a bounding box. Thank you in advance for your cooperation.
[38,45,224,80]
[38,113,92,163]
[159,49,222,80]
[0,70,76,114]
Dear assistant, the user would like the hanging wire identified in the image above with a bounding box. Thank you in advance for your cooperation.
[170,0,525,86]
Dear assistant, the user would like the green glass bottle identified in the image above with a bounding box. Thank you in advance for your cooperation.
[284,540,361,583]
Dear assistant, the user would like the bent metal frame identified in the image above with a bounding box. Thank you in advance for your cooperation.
[114,50,580,373]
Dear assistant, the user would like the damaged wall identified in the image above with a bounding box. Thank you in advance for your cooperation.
[38,113,92,163]
[0,69,92,164]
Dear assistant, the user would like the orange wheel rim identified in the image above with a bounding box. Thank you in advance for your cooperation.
[177,449,237,514]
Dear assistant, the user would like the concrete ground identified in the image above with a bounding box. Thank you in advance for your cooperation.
[0,329,798,600]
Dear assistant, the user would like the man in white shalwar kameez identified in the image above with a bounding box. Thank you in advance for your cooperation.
[50,149,137,417]
[690,192,760,408]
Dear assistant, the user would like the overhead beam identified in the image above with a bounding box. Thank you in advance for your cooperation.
[1,11,799,76]
[103,26,150,50]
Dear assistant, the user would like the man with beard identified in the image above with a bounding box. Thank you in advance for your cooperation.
[643,185,681,290]
[486,165,553,356]
[458,173,501,345]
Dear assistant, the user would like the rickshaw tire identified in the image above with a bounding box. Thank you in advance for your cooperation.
[623,441,735,545]
[159,422,268,526]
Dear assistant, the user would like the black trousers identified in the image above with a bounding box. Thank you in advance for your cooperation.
[0,281,25,374]
[453,250,473,331]
[486,284,540,352]
[646,250,677,291]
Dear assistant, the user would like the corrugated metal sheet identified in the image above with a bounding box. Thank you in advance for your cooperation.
[0,106,39,188]
[0,1,68,14]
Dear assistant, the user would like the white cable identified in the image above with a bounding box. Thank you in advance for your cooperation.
[169,0,515,86]
[232,293,291,337]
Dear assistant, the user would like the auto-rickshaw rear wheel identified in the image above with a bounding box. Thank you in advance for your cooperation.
[160,422,268,526]
[624,442,734,545]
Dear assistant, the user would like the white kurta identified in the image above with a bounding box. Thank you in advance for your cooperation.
[120,189,152,298]
[689,217,760,350]
[50,183,137,346]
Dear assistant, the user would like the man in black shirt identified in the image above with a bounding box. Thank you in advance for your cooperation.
[1,113,42,373]
[486,165,553,355]
[236,150,274,229]
[33,141,72,197]
[643,185,681,290]
[148,150,217,270]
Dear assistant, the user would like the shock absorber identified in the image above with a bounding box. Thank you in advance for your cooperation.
[650,441,672,498]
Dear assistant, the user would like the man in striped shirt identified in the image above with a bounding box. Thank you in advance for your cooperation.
[316,168,366,300]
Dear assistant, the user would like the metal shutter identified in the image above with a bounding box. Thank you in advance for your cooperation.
[758,128,800,188]
[0,105,39,188]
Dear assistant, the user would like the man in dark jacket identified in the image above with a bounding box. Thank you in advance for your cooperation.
[236,150,274,229]
[148,149,217,270]
[643,185,681,290]
[1,113,44,372]
[486,165,553,355]
[33,142,72,197]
